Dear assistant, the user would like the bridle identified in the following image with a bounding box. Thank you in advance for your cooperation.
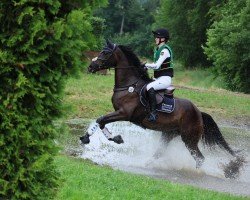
[91,44,144,93]
[95,46,116,69]
[92,45,136,71]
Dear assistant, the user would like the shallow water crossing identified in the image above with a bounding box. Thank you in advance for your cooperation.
[66,119,250,197]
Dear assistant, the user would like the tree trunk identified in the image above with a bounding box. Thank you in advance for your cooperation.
[119,14,124,35]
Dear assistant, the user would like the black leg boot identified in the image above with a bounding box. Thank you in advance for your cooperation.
[147,88,158,122]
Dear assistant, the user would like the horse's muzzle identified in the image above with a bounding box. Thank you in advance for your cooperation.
[88,62,99,73]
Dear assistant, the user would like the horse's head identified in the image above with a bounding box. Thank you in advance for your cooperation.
[88,40,117,73]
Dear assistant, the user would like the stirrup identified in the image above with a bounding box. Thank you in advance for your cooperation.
[147,112,158,122]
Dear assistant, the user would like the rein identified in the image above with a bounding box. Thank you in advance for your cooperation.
[113,80,140,92]
[112,65,142,92]
[114,66,136,69]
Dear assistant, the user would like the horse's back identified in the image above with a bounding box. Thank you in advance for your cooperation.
[175,97,200,111]
[175,97,202,117]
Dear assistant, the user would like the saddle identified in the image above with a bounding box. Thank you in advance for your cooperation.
[140,84,176,113]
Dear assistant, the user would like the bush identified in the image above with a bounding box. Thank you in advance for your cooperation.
[155,0,214,68]
[0,0,106,199]
[204,0,250,93]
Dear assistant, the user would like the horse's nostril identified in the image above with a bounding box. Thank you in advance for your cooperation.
[88,65,93,72]
[88,65,96,73]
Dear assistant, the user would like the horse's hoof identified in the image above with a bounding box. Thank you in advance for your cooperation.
[153,151,163,159]
[111,135,124,144]
[196,158,205,169]
[80,134,90,144]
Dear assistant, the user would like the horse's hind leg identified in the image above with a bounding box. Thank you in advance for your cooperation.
[145,131,178,167]
[181,134,205,168]
[153,131,178,159]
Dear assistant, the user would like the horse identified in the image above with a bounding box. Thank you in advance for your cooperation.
[81,40,237,169]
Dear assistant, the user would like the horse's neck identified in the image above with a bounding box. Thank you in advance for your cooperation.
[114,62,139,87]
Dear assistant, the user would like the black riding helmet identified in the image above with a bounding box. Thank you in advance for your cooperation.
[152,28,169,40]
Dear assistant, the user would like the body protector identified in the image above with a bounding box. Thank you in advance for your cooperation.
[153,44,173,78]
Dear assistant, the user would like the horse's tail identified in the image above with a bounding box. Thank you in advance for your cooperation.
[201,112,236,157]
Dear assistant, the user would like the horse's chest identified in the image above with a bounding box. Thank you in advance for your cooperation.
[112,93,138,110]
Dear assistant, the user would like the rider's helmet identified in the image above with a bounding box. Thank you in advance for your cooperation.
[152,28,170,40]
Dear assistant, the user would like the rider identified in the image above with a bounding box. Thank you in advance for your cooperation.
[145,28,174,122]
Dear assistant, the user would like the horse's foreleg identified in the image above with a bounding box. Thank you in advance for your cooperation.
[80,121,100,144]
[96,110,127,144]
[80,110,126,144]
[96,110,127,128]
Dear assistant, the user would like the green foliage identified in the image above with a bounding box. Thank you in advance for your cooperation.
[90,16,106,50]
[95,0,160,57]
[204,0,250,93]
[0,0,107,199]
[113,28,154,58]
[155,0,221,68]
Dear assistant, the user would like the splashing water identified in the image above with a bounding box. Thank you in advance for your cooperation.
[77,121,250,196]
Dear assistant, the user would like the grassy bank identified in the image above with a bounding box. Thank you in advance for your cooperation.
[55,70,250,199]
[55,156,247,200]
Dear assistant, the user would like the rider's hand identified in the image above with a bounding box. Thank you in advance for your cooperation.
[141,62,147,71]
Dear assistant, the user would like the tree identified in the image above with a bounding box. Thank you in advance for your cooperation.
[95,0,160,57]
[204,0,250,93]
[155,0,221,68]
[0,0,107,199]
[94,0,131,37]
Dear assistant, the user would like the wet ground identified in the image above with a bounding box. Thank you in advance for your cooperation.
[64,119,250,197]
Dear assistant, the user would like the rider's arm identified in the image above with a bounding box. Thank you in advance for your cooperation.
[145,48,170,70]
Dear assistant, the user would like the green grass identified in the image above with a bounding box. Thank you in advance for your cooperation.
[63,73,113,119]
[175,88,250,120]
[63,71,250,121]
[54,156,248,200]
[174,67,226,89]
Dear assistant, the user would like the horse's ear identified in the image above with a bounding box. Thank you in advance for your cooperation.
[106,39,114,49]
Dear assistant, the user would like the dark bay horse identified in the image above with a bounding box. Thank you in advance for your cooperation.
[81,40,237,168]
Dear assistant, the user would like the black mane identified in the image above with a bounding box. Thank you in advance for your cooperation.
[118,45,151,82]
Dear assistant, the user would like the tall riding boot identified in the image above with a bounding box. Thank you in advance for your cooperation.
[147,88,158,122]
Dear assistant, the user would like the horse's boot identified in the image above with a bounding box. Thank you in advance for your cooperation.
[147,87,158,122]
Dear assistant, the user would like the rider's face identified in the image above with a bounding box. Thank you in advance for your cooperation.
[155,37,165,45]
[155,37,160,45]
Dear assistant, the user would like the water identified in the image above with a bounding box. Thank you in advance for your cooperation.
[66,120,250,197]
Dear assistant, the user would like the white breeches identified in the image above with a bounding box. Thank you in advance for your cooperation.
[146,76,172,91]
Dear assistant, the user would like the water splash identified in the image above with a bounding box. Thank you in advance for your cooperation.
[76,120,250,196]
[80,121,248,179]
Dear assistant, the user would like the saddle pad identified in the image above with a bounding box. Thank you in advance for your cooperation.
[156,96,175,113]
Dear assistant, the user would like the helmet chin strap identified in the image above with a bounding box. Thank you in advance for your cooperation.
[157,38,165,45]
